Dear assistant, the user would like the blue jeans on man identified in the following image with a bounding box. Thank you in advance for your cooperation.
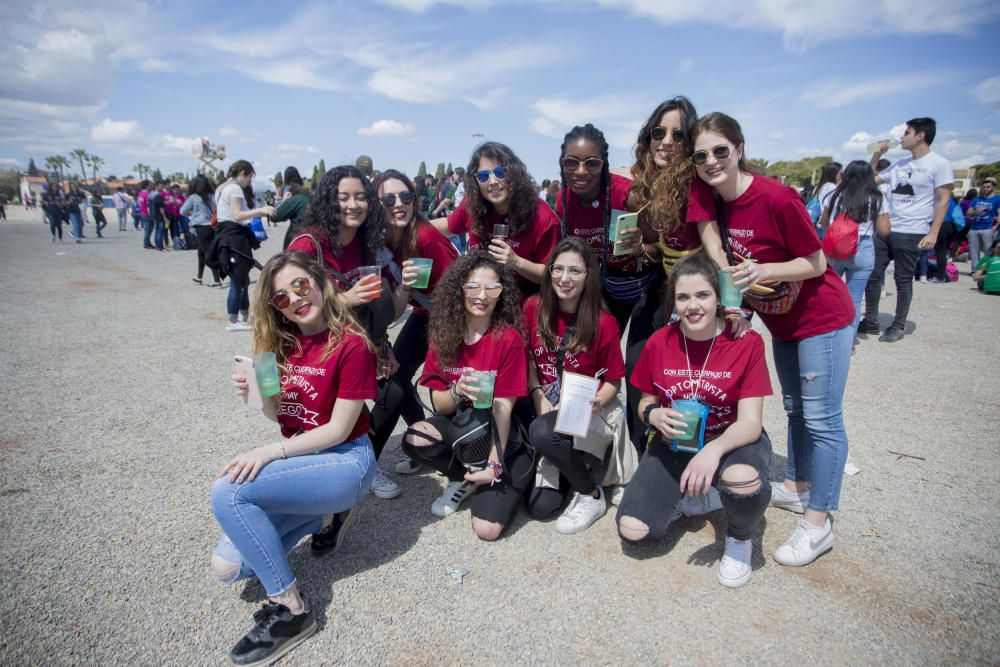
[142,215,154,248]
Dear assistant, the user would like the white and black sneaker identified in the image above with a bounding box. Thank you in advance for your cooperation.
[310,507,358,556]
[229,601,316,666]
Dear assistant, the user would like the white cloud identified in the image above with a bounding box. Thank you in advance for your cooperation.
[373,0,499,11]
[358,120,417,139]
[974,76,1000,111]
[240,60,341,92]
[91,118,143,144]
[0,158,20,168]
[530,94,650,150]
[798,74,949,109]
[218,127,242,139]
[138,58,174,72]
[677,58,693,73]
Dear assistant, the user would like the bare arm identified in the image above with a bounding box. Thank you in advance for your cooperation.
[430,217,450,235]
[697,220,729,269]
[920,185,954,250]
[875,212,890,237]
[734,250,826,289]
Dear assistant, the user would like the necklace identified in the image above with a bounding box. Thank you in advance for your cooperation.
[682,326,718,402]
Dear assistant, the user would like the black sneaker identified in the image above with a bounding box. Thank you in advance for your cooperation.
[878,327,904,343]
[192,277,203,285]
[310,507,358,556]
[229,602,316,666]
[857,320,880,335]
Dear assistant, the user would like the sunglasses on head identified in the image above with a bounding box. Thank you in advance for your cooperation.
[691,145,733,166]
[561,156,604,173]
[270,276,312,310]
[475,166,508,183]
[380,192,414,207]
[651,126,685,143]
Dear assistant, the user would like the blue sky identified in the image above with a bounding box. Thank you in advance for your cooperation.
[2,0,999,186]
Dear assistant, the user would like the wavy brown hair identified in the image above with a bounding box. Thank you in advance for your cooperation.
[627,97,699,241]
[373,169,430,262]
[536,237,604,354]
[463,142,537,241]
[251,251,372,369]
[428,251,522,368]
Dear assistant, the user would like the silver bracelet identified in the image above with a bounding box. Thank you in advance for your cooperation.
[279,442,287,459]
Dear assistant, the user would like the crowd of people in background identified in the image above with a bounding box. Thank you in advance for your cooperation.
[16,107,1000,667]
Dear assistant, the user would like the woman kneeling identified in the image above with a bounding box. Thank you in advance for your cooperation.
[209,251,377,665]
[617,253,773,588]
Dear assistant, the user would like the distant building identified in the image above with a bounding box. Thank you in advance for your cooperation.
[953,168,977,195]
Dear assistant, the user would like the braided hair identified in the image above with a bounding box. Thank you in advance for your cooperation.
[558,124,611,273]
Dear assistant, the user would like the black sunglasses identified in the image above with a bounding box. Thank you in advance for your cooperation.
[380,192,415,207]
[651,126,685,143]
[691,145,733,166]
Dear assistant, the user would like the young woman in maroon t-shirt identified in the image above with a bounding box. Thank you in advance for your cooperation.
[691,112,856,568]
[523,237,630,534]
[619,253,773,589]
[403,252,531,540]
[371,169,459,477]
[210,251,377,665]
[433,141,560,298]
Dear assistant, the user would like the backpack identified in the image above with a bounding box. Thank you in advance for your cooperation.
[821,211,859,260]
[806,197,822,224]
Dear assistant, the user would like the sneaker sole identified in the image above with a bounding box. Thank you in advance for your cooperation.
[769,498,806,514]
[371,484,402,499]
[431,488,473,517]
[230,612,317,667]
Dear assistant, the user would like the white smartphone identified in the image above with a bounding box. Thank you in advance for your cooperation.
[234,355,264,410]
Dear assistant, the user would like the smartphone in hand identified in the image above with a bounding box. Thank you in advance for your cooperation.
[234,355,264,410]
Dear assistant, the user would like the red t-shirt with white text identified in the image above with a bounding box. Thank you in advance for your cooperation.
[686,175,854,341]
[287,231,366,289]
[447,199,561,293]
[278,330,378,441]
[521,296,626,390]
[408,222,458,313]
[420,325,528,398]
[555,173,635,272]
[630,324,772,436]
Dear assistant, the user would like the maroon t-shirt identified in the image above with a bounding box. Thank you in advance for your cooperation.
[660,178,713,251]
[687,175,855,341]
[555,173,635,272]
[521,296,626,389]
[630,324,772,436]
[287,232,365,289]
[447,198,561,292]
[277,330,378,441]
[408,222,458,313]
[420,325,528,398]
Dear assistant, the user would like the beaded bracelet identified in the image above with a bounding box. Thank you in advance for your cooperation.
[486,460,503,485]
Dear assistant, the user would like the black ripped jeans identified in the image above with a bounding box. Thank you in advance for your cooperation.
[616,432,772,541]
[368,310,429,458]
[526,410,607,519]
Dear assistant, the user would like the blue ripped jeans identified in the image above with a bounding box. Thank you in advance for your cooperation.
[210,435,375,596]
[771,325,853,512]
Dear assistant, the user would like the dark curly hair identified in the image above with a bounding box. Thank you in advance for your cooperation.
[463,142,537,241]
[627,96,699,240]
[428,251,522,368]
[300,165,386,258]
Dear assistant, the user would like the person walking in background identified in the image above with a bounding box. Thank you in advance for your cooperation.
[813,161,842,239]
[148,181,169,251]
[90,190,108,238]
[66,183,85,242]
[861,117,954,343]
[966,177,1000,271]
[42,185,66,243]
[181,174,221,286]
[275,167,311,249]
[112,187,131,231]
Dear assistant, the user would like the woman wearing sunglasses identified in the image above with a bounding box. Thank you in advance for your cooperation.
[402,252,532,540]
[618,253,773,588]
[210,251,377,666]
[371,169,459,476]
[690,112,855,567]
[523,237,633,533]
[434,141,560,298]
[287,164,412,502]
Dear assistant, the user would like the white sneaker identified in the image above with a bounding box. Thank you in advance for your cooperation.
[555,487,607,534]
[844,455,861,476]
[717,536,753,588]
[681,488,723,516]
[395,456,424,475]
[225,320,250,332]
[370,468,401,499]
[919,275,928,284]
[608,485,625,507]
[770,483,808,514]
[431,480,474,517]
[773,518,834,566]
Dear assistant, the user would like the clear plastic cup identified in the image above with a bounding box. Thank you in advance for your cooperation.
[469,370,496,409]
[254,352,281,398]
[493,224,509,241]
[358,265,381,300]
[671,399,703,442]
[411,258,433,289]
[718,270,743,312]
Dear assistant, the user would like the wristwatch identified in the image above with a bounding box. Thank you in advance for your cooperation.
[641,403,657,426]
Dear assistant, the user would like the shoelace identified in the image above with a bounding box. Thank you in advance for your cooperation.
[248,602,286,637]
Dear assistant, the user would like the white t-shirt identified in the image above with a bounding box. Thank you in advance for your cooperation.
[817,182,837,210]
[829,193,888,237]
[878,152,953,234]
[216,182,246,223]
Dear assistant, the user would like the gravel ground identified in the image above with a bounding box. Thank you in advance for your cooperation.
[1,208,998,665]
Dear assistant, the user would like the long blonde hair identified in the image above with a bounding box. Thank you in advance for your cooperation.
[251,251,372,366]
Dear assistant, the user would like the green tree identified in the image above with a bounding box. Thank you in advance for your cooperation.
[765,156,832,187]
[317,159,326,177]
[971,160,1000,183]
[0,170,20,202]
[151,168,164,182]
[434,162,445,180]
[46,155,69,183]
[312,164,321,187]
[446,162,453,174]
[167,171,186,184]
[27,157,39,176]
[417,161,427,178]
[273,171,283,191]
[70,148,89,179]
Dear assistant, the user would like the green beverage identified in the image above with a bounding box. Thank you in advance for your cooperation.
[610,210,638,256]
[470,370,496,409]
[254,352,281,398]
[411,258,433,289]
[718,270,743,312]
[671,399,703,442]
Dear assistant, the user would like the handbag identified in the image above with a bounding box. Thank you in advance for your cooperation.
[821,211,859,260]
[249,216,268,242]
[446,405,496,467]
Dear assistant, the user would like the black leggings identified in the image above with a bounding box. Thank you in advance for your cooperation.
[622,276,666,456]
[934,221,956,281]
[616,432,772,541]
[368,310,429,458]
[47,211,63,240]
[525,411,606,519]
[194,225,220,282]
[402,414,536,530]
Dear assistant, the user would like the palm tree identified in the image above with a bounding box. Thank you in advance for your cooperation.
[46,155,70,184]
[87,155,105,183]
[70,148,89,181]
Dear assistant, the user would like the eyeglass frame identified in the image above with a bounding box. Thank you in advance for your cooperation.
[691,145,734,166]
[270,276,312,310]
[549,265,588,279]
[380,192,415,207]
[474,166,508,184]
[561,156,604,173]
[462,282,504,297]
[651,126,685,143]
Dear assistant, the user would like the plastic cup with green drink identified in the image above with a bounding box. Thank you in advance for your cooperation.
[469,370,496,409]
[670,399,705,453]
[410,258,433,289]
[254,352,281,398]
[718,269,743,314]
